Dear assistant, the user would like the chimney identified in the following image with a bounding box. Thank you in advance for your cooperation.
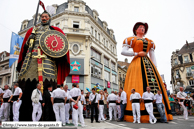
[125,58,128,63]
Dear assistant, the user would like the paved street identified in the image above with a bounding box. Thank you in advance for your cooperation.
[76,115,194,129]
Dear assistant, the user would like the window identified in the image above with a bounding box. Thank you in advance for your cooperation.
[95,30,97,39]
[110,45,112,51]
[174,58,178,65]
[106,41,108,48]
[72,44,79,53]
[113,47,114,53]
[91,64,102,78]
[0,78,2,85]
[91,27,93,35]
[175,70,180,78]
[91,49,101,62]
[186,67,191,73]
[23,24,26,29]
[104,57,109,67]
[189,80,194,86]
[104,71,110,81]
[184,55,189,63]
[74,7,79,12]
[98,33,100,41]
[111,62,115,70]
[112,74,116,83]
[103,38,105,46]
[56,23,60,28]
[6,76,10,84]
[73,21,79,28]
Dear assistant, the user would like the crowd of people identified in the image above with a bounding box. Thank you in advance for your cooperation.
[0,83,193,127]
[169,88,194,117]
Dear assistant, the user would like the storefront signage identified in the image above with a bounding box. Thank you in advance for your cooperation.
[191,65,194,70]
[104,66,110,72]
[107,81,111,88]
[72,75,80,83]
[70,58,84,75]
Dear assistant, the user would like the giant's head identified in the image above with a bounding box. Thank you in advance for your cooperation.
[40,10,51,26]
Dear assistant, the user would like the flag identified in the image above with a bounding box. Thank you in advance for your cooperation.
[39,0,45,10]
[9,32,24,67]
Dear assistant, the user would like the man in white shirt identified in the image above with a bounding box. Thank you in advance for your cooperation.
[8,83,23,121]
[130,88,141,123]
[51,85,67,126]
[89,88,100,123]
[177,87,188,120]
[69,83,85,127]
[64,85,70,124]
[107,91,117,121]
[117,87,127,122]
[142,87,157,124]
[80,90,86,119]
[31,83,43,121]
[0,85,12,121]
[154,90,168,123]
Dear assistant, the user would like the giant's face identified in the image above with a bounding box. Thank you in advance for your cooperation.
[41,13,50,24]
[136,25,145,35]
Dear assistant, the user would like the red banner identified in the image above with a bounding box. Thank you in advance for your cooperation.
[72,75,80,83]
[40,1,45,10]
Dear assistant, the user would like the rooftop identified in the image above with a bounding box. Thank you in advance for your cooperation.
[178,42,194,55]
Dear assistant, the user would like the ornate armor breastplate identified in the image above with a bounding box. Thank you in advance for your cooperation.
[19,25,57,81]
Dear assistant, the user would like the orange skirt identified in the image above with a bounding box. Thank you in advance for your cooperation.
[124,56,173,123]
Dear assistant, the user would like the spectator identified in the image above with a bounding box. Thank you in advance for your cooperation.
[169,94,175,115]
[103,88,109,119]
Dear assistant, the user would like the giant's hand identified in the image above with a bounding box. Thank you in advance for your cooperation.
[138,51,147,57]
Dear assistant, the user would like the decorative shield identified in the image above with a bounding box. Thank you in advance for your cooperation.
[39,30,69,58]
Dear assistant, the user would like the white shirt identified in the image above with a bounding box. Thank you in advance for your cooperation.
[89,93,98,103]
[80,94,86,104]
[0,88,3,94]
[120,91,127,104]
[69,87,81,98]
[130,92,141,100]
[154,94,163,103]
[177,91,187,99]
[107,93,117,102]
[3,89,12,98]
[142,91,154,100]
[51,88,67,99]
[97,94,105,101]
[13,87,22,96]
[37,89,43,100]
[65,90,71,100]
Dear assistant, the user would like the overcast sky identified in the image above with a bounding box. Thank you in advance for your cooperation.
[1,0,194,92]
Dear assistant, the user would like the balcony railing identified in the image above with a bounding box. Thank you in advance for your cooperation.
[0,68,11,75]
[69,28,84,33]
[186,72,193,78]
[184,60,190,63]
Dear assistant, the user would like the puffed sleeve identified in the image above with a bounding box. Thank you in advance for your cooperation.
[121,37,138,57]
[148,40,157,67]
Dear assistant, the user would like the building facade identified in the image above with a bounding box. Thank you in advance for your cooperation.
[18,0,118,93]
[0,51,18,89]
[171,41,194,93]
[117,58,130,89]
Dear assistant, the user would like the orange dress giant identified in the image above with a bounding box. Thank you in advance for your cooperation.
[123,36,173,123]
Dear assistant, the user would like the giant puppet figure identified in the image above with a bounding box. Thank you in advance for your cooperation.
[121,22,173,123]
[16,4,70,121]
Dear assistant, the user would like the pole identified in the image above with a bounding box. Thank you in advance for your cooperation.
[34,0,40,26]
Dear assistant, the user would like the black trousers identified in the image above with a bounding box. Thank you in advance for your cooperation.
[91,103,98,122]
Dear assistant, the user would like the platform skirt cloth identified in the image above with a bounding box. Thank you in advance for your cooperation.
[123,56,173,123]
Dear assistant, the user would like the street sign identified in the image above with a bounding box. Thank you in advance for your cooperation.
[191,65,194,70]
